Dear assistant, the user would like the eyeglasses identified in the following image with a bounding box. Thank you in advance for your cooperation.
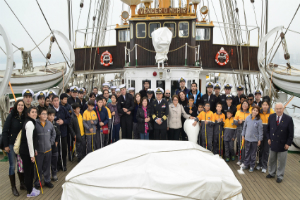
[248,99,254,101]
[166,93,170,94]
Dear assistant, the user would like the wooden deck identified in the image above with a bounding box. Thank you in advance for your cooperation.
[0,152,299,200]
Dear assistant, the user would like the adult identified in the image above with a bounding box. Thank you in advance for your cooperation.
[45,96,51,109]
[233,84,245,106]
[178,91,188,107]
[89,92,96,103]
[128,87,135,97]
[152,88,169,140]
[247,94,255,110]
[115,88,121,98]
[3,100,26,196]
[222,94,236,117]
[139,79,151,98]
[254,89,263,107]
[146,89,155,140]
[93,87,99,97]
[220,83,235,108]
[133,93,141,139]
[213,83,222,104]
[19,107,40,197]
[199,82,217,113]
[136,97,152,140]
[36,91,46,111]
[78,88,88,114]
[103,90,112,105]
[117,84,134,139]
[187,82,202,105]
[102,83,110,93]
[164,89,172,104]
[266,102,294,183]
[67,86,80,105]
[65,88,71,96]
[167,95,193,140]
[51,95,71,171]
[47,90,57,103]
[22,89,34,113]
[147,89,155,104]
[175,77,190,95]
[110,86,117,96]
[108,94,121,143]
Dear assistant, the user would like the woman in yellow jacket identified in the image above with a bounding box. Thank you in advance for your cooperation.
[257,100,274,173]
[234,100,251,166]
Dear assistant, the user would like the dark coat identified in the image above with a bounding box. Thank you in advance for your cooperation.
[222,104,237,117]
[151,99,169,130]
[267,113,294,152]
[199,94,217,113]
[68,113,83,143]
[20,117,37,156]
[187,90,202,105]
[254,100,262,108]
[2,109,25,147]
[117,93,134,116]
[184,105,198,117]
[220,94,235,108]
[175,87,190,95]
[79,99,88,115]
[136,106,152,133]
[52,121,61,153]
[51,105,71,138]
[139,89,148,99]
[94,106,109,130]
[67,96,80,105]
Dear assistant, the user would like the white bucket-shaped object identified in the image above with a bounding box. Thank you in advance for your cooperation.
[184,119,200,144]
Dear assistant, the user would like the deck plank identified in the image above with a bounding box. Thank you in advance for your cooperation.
[0,152,299,200]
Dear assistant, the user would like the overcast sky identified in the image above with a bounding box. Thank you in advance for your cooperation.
[0,0,299,69]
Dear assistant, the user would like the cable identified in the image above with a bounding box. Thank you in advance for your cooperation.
[0,46,6,55]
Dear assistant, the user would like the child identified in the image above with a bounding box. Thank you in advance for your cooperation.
[102,97,112,143]
[94,98,109,148]
[47,108,61,182]
[234,100,251,166]
[223,110,237,162]
[34,107,56,189]
[213,103,225,155]
[108,94,121,143]
[69,103,86,163]
[115,88,121,98]
[193,102,214,151]
[242,105,263,172]
[196,103,204,145]
[184,96,198,117]
[83,100,98,154]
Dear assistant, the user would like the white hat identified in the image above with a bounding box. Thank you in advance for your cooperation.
[237,84,245,90]
[47,90,57,97]
[206,82,214,88]
[111,86,117,89]
[119,84,126,89]
[115,88,120,92]
[155,87,164,94]
[147,88,153,93]
[70,86,79,92]
[254,89,263,96]
[78,88,85,93]
[214,83,221,89]
[22,89,34,97]
[35,91,46,101]
[224,83,233,89]
[226,94,233,99]
[102,83,110,88]
[178,77,186,83]
[128,87,135,91]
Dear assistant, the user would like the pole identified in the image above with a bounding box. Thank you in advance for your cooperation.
[264,0,268,67]
[135,44,138,66]
[67,0,72,42]
[124,46,127,67]
[205,112,207,149]
[185,43,187,66]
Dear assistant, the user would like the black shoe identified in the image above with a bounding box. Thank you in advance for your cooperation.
[45,182,54,188]
[276,178,282,183]
[9,175,20,196]
[62,167,67,171]
[266,174,274,178]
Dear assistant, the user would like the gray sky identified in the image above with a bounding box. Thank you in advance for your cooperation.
[0,0,299,69]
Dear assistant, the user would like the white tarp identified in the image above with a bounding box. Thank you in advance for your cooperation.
[62,140,243,200]
[152,27,172,64]
[291,113,300,149]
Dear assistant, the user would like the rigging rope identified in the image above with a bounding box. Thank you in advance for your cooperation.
[210,0,225,44]
[4,0,50,65]
[0,46,6,55]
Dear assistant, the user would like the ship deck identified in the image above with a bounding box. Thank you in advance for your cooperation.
[0,151,299,200]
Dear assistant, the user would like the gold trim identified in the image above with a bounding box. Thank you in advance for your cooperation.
[136,22,147,39]
[178,21,189,38]
[162,115,167,120]
[163,21,176,38]
[195,27,211,41]
[148,22,161,38]
[152,114,156,120]
[118,29,130,43]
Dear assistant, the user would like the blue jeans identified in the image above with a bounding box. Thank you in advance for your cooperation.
[140,133,149,140]
[8,144,19,175]
[112,123,121,142]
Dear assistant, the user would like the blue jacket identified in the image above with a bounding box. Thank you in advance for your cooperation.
[51,105,71,138]
[175,87,190,95]
[94,106,109,130]
[267,113,294,152]
[186,90,202,105]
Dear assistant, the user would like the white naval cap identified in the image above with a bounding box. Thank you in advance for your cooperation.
[128,87,135,91]
[47,90,57,97]
[70,86,79,92]
[237,84,245,90]
[22,89,34,97]
[155,87,164,94]
[35,91,46,101]
[214,83,221,89]
[254,89,263,96]
[78,88,85,94]
[224,83,233,89]
[178,77,186,83]
[111,86,117,89]
[119,84,126,89]
[115,88,120,92]
[147,88,153,93]
[206,82,214,88]
[102,83,110,88]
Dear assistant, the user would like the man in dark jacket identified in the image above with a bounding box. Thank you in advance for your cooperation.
[51,95,71,171]
[67,86,80,105]
[78,88,88,114]
[139,79,151,98]
[266,103,294,183]
[213,83,222,104]
[220,83,235,108]
[199,82,217,112]
[175,77,190,95]
[233,84,245,106]
[152,88,169,140]
[22,89,34,113]
[254,89,263,107]
[117,84,134,139]
[222,95,236,117]
[187,82,202,106]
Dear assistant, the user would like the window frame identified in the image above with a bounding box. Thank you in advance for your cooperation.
[118,29,130,43]
[130,23,133,39]
[148,22,161,38]
[163,21,176,38]
[136,22,147,39]
[178,21,189,38]
[195,27,211,41]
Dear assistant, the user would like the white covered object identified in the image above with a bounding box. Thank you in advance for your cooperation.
[184,119,200,144]
[62,140,242,200]
[290,113,300,151]
[152,27,172,64]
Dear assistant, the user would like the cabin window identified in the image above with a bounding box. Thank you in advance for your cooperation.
[196,28,210,41]
[130,24,133,39]
[192,22,195,38]
[118,30,130,42]
[149,22,161,38]
[179,22,189,38]
[171,80,179,96]
[163,22,176,38]
[136,23,146,38]
[156,80,165,93]
[127,80,135,88]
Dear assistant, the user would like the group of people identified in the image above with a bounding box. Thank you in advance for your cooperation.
[1,76,294,198]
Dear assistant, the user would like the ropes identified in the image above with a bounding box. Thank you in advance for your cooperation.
[0,46,6,55]
[29,33,51,52]
[137,44,185,53]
